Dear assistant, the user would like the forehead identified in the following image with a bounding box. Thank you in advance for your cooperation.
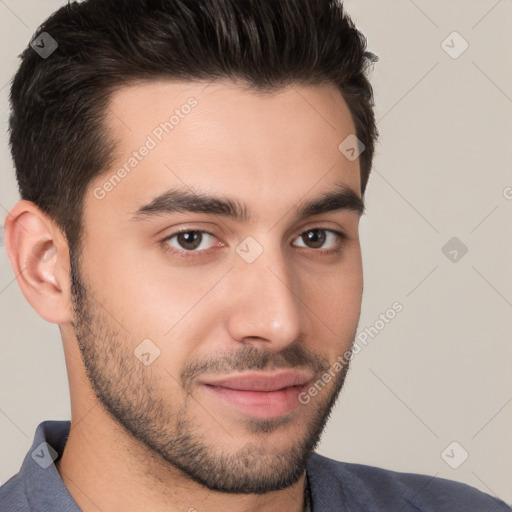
[86,79,361,224]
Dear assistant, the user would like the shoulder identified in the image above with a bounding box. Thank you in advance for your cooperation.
[0,420,74,512]
[306,452,510,512]
[0,472,31,511]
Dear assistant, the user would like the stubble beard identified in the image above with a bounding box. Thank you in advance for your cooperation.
[69,250,354,494]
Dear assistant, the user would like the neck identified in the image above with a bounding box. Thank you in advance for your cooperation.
[55,406,308,512]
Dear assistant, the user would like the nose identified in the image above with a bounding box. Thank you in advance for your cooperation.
[226,242,308,351]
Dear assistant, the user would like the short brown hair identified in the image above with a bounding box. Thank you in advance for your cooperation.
[8,0,378,255]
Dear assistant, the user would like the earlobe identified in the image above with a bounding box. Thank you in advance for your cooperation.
[4,200,73,324]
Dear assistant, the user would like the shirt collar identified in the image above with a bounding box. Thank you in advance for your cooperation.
[22,420,80,512]
[22,419,346,511]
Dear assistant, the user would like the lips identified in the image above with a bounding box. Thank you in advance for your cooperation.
[200,369,313,392]
[198,369,313,418]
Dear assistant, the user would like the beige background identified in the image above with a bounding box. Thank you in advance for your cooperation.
[1,0,511,505]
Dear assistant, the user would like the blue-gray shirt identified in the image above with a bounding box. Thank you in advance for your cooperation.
[0,420,509,511]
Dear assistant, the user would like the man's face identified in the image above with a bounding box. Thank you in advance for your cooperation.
[71,80,364,493]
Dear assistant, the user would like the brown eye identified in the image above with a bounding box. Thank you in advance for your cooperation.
[163,230,217,253]
[301,229,327,249]
[176,231,202,250]
[293,228,345,252]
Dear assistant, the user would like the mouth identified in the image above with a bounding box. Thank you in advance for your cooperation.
[199,370,312,418]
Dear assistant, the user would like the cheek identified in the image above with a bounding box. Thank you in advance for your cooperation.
[80,233,203,332]
[76,243,198,385]
[316,276,362,327]
[302,257,363,349]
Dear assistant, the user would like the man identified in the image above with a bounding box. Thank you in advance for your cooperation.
[0,0,509,511]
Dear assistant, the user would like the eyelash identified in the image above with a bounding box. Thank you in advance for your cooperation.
[160,227,347,260]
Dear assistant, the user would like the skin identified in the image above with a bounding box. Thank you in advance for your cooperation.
[5,80,364,512]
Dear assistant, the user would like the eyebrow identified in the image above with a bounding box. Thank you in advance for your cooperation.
[130,183,365,223]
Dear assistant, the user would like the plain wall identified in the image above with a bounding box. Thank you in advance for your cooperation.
[1,0,511,504]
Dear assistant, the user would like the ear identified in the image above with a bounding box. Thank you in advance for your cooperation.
[4,200,73,324]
